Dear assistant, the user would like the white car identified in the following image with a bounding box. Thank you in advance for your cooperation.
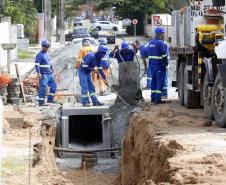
[94,21,119,31]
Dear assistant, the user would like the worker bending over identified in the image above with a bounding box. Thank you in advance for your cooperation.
[93,39,110,95]
[78,45,108,107]
[140,27,168,104]
[35,39,57,106]
[110,41,135,63]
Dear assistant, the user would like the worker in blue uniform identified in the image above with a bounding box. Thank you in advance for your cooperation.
[109,41,135,63]
[162,41,170,99]
[98,39,110,95]
[140,27,168,104]
[35,39,57,106]
[78,45,108,107]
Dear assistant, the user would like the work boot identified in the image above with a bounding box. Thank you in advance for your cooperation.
[93,102,104,106]
[99,91,105,96]
[83,103,91,107]
[161,96,168,99]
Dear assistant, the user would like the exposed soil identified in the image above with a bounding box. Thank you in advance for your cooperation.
[115,101,226,185]
[2,105,117,185]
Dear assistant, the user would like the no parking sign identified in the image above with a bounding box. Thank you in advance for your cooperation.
[132,19,138,25]
[133,19,138,38]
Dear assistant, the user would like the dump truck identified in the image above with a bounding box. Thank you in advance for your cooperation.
[170,0,226,127]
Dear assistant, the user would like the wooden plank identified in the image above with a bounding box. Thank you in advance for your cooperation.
[15,64,26,103]
[46,93,79,97]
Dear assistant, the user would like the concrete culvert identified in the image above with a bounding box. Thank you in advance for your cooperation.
[69,115,103,145]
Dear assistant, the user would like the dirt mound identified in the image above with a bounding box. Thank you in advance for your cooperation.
[115,105,181,185]
[115,102,226,185]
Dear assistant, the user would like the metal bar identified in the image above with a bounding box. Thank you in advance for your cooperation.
[54,147,121,154]
[15,64,26,102]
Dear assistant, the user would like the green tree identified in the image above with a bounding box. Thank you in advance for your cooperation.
[3,0,37,37]
[65,0,86,25]
[34,0,57,18]
[96,0,168,35]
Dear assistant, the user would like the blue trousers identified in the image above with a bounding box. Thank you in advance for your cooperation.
[38,74,57,104]
[162,68,168,97]
[147,64,152,89]
[151,66,166,104]
[78,70,98,105]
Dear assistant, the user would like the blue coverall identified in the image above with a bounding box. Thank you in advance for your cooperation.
[101,54,110,69]
[35,50,57,105]
[140,39,168,103]
[78,52,106,105]
[109,49,134,63]
[162,41,170,97]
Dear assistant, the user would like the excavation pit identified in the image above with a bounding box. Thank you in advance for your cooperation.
[60,104,112,158]
[69,115,103,145]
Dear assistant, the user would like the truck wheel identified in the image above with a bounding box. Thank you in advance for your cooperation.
[213,74,226,127]
[184,64,200,108]
[178,63,184,106]
[203,72,213,119]
[97,26,101,31]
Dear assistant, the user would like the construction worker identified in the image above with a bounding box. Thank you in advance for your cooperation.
[140,27,168,104]
[109,40,135,63]
[78,45,108,107]
[98,39,110,95]
[162,41,170,99]
[75,38,96,69]
[35,39,57,106]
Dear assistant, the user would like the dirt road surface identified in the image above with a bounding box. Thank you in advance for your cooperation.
[2,101,226,185]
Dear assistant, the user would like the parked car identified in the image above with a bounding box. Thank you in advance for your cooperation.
[71,27,90,40]
[94,21,119,31]
[73,17,82,26]
[72,37,98,49]
[90,26,99,39]
[65,27,90,41]
[90,17,98,23]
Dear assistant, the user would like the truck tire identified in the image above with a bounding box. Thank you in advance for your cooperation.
[178,63,184,106]
[184,64,200,108]
[203,72,213,119]
[213,74,226,127]
[97,26,101,31]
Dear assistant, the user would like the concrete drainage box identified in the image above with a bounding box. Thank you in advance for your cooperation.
[61,104,112,158]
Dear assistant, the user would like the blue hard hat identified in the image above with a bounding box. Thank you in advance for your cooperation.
[99,38,107,45]
[121,41,129,50]
[41,39,50,47]
[97,45,108,54]
[155,27,165,34]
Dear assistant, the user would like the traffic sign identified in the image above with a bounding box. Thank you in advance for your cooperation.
[153,16,162,26]
[132,19,138,25]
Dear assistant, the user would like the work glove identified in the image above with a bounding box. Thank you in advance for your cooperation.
[114,45,119,50]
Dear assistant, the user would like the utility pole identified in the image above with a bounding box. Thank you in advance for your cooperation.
[44,0,51,44]
[56,0,65,44]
